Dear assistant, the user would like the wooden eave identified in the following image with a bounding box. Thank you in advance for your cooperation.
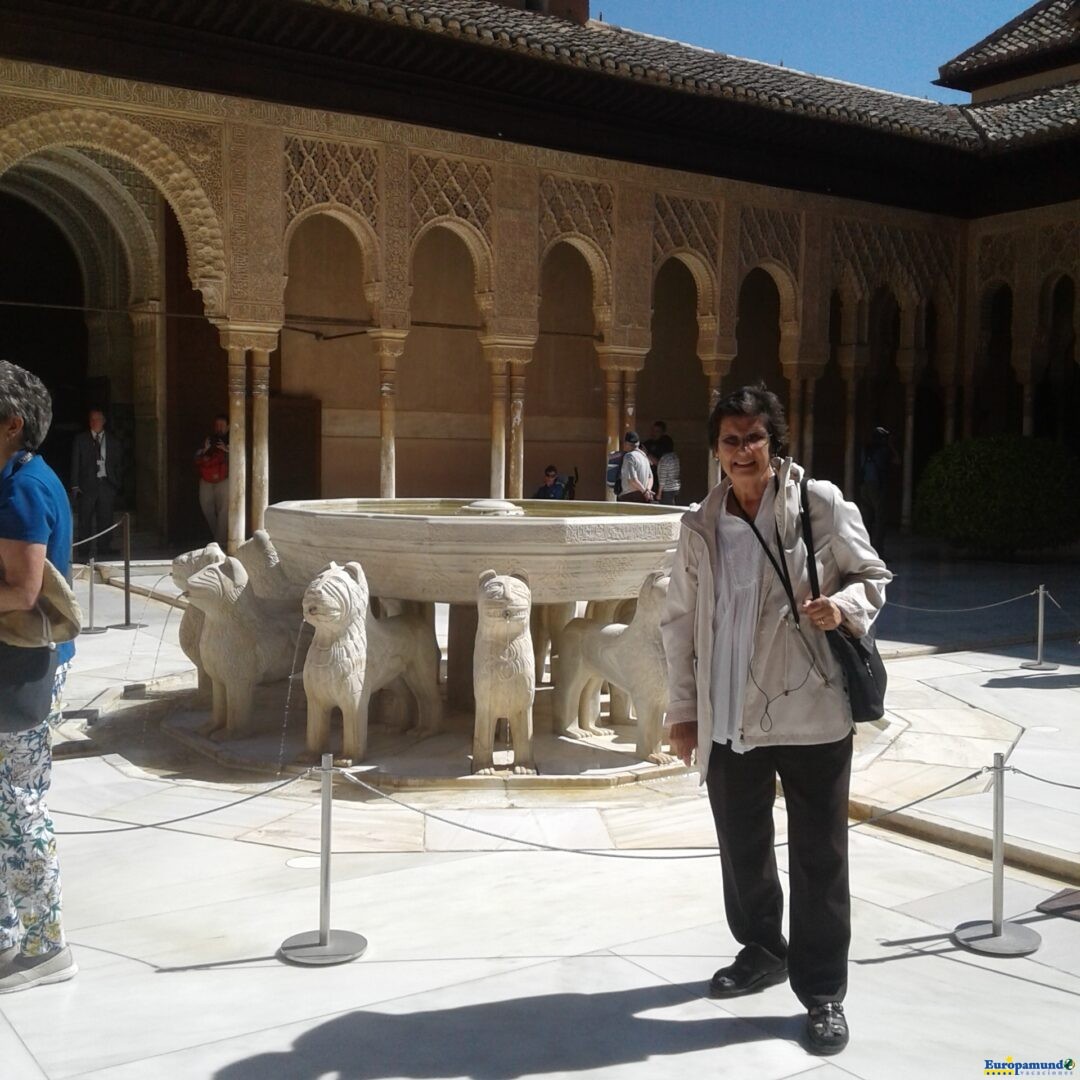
[0,0,1074,217]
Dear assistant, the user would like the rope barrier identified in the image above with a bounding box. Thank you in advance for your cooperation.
[71,519,122,548]
[52,772,312,835]
[335,766,991,858]
[1046,591,1080,635]
[49,758,1080,850]
[1009,767,1080,792]
[887,590,1037,614]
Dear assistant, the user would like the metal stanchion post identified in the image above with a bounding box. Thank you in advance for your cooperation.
[952,753,1041,956]
[279,755,370,966]
[110,514,146,630]
[81,557,108,635]
[1020,584,1058,671]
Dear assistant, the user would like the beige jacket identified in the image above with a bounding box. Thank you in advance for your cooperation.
[0,559,82,648]
[660,459,891,780]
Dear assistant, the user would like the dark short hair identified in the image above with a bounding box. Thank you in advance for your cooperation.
[623,430,640,445]
[652,420,667,433]
[544,464,558,475]
[0,360,53,451]
[214,413,229,424]
[707,382,788,457]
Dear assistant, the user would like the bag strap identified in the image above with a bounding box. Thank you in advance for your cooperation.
[731,474,801,627]
[799,475,822,601]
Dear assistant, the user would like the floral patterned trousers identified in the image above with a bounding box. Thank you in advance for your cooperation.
[0,661,69,957]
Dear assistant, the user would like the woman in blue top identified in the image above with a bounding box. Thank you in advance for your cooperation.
[0,360,78,994]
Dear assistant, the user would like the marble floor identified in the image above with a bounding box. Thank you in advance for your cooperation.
[8,562,1076,1078]
[4,744,1079,1079]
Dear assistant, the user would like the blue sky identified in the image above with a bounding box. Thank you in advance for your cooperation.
[595,1,1027,102]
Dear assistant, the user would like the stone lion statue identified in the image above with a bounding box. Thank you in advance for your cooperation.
[529,600,577,685]
[185,556,297,739]
[554,570,673,763]
[302,560,441,764]
[171,542,226,705]
[473,569,536,775]
[237,529,302,605]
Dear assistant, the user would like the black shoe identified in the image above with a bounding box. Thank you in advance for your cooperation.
[708,944,787,998]
[805,1002,849,1055]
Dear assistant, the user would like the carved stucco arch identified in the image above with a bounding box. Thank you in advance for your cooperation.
[0,171,114,308]
[655,249,719,370]
[978,278,1013,322]
[411,216,495,324]
[743,258,799,325]
[1038,269,1076,325]
[1035,270,1076,378]
[14,150,156,306]
[0,108,226,316]
[929,282,960,385]
[34,148,159,304]
[540,233,613,337]
[284,204,382,316]
[742,258,801,369]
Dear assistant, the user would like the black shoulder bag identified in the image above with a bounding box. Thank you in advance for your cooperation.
[798,476,887,723]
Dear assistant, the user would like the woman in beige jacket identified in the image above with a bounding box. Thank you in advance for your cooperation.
[660,383,890,1056]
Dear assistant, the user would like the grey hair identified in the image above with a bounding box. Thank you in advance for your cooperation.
[0,360,53,451]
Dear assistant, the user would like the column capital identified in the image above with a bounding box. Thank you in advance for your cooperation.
[369,329,409,366]
[480,338,535,368]
[127,300,161,342]
[217,324,281,354]
[837,343,869,379]
[595,346,649,373]
[701,352,737,384]
[896,346,927,385]
[778,323,801,370]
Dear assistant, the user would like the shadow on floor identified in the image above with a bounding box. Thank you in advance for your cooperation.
[982,673,1080,690]
[212,983,803,1080]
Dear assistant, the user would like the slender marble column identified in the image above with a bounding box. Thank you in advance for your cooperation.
[604,367,622,502]
[489,360,508,500]
[843,375,858,498]
[226,347,247,553]
[787,374,803,461]
[622,369,637,436]
[250,348,271,533]
[901,380,916,530]
[962,370,975,439]
[802,377,816,475]
[371,333,407,498]
[508,362,526,500]
[707,367,724,491]
[944,384,958,445]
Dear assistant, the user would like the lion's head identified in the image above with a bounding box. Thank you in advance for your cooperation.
[477,569,531,632]
[186,556,249,610]
[636,569,671,616]
[303,561,368,632]
[171,543,225,591]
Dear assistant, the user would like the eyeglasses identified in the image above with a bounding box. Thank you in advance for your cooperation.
[545,472,557,478]
[718,431,769,452]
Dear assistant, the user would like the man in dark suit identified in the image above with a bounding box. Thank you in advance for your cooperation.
[70,407,123,557]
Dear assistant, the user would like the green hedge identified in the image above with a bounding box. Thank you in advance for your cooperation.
[914,435,1080,555]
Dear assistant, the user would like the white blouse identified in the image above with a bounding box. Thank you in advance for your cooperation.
[710,481,775,752]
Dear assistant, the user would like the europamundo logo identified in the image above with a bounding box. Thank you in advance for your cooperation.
[984,1058,1075,1077]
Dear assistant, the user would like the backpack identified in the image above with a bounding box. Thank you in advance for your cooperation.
[606,451,624,497]
[197,447,228,484]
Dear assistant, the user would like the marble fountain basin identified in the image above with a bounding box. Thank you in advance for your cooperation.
[263,498,683,604]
